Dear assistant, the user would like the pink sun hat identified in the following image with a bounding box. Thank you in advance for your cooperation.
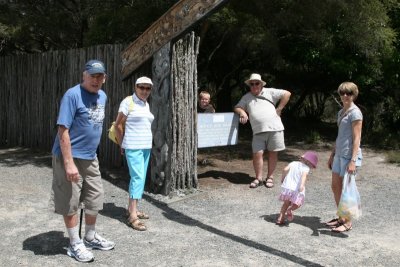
[301,151,318,168]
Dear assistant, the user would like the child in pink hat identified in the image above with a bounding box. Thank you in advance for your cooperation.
[276,151,318,225]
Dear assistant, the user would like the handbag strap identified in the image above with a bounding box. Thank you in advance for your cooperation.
[255,95,275,107]
[337,106,356,126]
[124,95,134,115]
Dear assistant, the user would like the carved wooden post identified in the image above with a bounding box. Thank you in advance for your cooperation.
[150,43,171,194]
[121,0,227,195]
[150,32,199,195]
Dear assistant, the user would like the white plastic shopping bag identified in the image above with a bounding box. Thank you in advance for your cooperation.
[337,171,362,220]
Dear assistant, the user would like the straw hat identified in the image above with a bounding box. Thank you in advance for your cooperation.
[244,73,266,86]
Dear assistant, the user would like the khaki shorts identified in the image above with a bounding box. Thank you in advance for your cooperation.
[252,131,285,153]
[51,155,104,216]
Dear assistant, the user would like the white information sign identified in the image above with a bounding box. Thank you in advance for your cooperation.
[197,112,239,148]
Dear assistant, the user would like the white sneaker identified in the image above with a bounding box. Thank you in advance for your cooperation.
[84,232,115,251]
[67,240,94,262]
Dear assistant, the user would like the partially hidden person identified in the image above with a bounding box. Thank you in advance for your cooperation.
[234,73,291,189]
[51,60,115,263]
[276,151,318,225]
[326,82,363,233]
[113,76,154,231]
[197,90,216,113]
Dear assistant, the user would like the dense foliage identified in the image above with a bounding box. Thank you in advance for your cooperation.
[1,0,399,147]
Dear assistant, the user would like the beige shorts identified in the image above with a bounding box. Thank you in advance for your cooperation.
[252,131,285,153]
[51,155,104,216]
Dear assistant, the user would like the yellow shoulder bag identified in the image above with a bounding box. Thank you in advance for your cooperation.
[108,96,134,144]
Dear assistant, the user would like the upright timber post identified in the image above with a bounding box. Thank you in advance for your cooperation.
[150,43,172,194]
[150,32,200,195]
[121,0,228,195]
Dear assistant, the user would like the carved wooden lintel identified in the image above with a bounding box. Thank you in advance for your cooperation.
[121,0,227,79]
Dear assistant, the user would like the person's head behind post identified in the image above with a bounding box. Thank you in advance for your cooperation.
[82,59,106,93]
[245,73,266,96]
[301,151,318,169]
[199,91,211,108]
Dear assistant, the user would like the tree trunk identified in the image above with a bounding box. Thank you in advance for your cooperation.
[150,32,199,196]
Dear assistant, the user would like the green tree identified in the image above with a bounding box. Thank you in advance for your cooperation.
[198,0,396,121]
[0,0,176,55]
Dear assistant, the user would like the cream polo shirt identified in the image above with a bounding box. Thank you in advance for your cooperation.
[235,88,286,134]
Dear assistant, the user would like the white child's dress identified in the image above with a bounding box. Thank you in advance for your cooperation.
[278,161,310,206]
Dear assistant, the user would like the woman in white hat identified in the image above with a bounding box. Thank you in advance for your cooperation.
[234,73,291,189]
[113,76,154,231]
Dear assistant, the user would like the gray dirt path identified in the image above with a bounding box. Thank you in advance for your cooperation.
[0,146,399,266]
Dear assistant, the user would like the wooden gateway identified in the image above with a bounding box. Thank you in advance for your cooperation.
[121,0,227,195]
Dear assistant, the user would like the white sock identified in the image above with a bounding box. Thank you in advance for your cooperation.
[67,225,80,245]
[85,224,96,241]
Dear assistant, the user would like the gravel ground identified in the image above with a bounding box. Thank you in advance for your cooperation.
[0,146,399,266]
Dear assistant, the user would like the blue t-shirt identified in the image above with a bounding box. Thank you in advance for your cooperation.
[52,84,107,160]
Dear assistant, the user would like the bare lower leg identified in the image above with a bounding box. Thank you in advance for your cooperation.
[128,198,138,221]
[288,204,300,212]
[331,172,343,207]
[277,200,291,222]
[267,151,278,178]
[63,214,78,228]
[252,151,264,180]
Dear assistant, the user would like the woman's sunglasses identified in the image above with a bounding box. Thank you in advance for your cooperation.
[137,85,152,91]
[339,90,353,96]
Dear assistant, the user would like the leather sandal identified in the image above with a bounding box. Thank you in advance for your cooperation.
[127,218,147,231]
[325,218,339,226]
[137,211,150,219]
[126,210,150,220]
[332,223,352,233]
[264,177,274,188]
[249,179,262,188]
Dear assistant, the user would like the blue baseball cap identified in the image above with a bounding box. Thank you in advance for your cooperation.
[85,60,106,74]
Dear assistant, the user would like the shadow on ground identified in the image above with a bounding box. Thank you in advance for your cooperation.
[23,231,69,255]
[197,170,253,184]
[0,147,51,168]
[261,214,349,238]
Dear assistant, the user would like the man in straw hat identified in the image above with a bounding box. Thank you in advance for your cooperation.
[234,73,291,189]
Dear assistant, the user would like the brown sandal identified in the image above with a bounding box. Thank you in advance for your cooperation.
[264,177,274,188]
[127,218,147,231]
[137,211,150,220]
[332,223,352,233]
[126,210,150,220]
[249,179,262,188]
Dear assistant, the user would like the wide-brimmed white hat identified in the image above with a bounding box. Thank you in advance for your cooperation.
[245,73,266,86]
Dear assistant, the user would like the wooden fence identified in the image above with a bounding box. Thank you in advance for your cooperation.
[0,44,151,168]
